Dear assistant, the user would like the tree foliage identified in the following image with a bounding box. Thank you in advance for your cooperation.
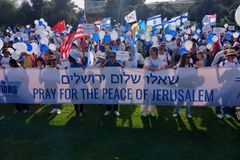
[103,0,240,25]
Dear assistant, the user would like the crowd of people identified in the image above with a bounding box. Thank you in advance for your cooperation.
[0,22,239,120]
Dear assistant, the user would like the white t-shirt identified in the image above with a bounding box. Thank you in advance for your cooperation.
[158,52,172,68]
[144,57,162,69]
[0,57,10,68]
[123,53,145,68]
[118,43,126,51]
[219,60,239,67]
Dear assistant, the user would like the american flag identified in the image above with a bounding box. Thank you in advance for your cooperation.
[60,11,89,59]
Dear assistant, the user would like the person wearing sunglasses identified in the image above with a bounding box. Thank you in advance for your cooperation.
[103,52,123,116]
[172,52,194,119]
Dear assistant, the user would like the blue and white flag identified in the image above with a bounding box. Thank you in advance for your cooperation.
[181,12,188,23]
[100,17,111,29]
[170,16,181,27]
[162,18,168,28]
[147,15,162,28]
[87,47,95,68]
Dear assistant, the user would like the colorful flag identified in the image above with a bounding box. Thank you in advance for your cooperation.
[52,20,66,32]
[125,10,137,24]
[203,14,217,26]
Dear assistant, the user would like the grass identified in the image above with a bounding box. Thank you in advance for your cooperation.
[0,104,240,160]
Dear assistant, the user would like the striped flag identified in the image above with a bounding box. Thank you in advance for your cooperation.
[74,24,89,40]
[60,11,89,59]
[60,32,75,59]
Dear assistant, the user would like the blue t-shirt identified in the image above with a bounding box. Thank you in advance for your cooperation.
[104,60,122,67]
[70,63,83,68]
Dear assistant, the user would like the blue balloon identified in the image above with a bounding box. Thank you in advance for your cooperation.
[93,33,100,42]
[27,44,33,52]
[40,44,49,52]
[169,30,177,36]
[125,24,131,32]
[138,21,146,32]
[103,35,111,43]
[208,32,214,39]
[226,32,231,40]
[162,37,167,43]
[179,48,187,55]
[206,37,212,44]
[111,46,117,52]
[135,34,141,39]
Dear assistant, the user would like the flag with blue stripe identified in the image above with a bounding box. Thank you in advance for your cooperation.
[181,12,188,23]
[100,18,111,29]
[147,15,162,28]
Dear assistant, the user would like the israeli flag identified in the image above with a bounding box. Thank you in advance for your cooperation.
[181,12,188,23]
[162,18,168,29]
[147,15,162,28]
[100,18,111,29]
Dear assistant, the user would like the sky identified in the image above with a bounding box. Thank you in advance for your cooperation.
[17,0,171,8]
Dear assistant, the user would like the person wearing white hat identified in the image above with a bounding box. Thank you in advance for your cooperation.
[48,55,62,115]
[95,52,106,68]
[216,49,239,119]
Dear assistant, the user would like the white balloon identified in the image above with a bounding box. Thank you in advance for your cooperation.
[235,5,240,26]
[191,26,196,32]
[184,40,193,51]
[43,21,48,27]
[34,20,39,25]
[31,43,40,55]
[186,28,191,35]
[233,32,240,39]
[13,42,27,53]
[40,18,45,22]
[49,43,57,51]
[165,34,173,42]
[46,26,51,31]
[110,30,118,41]
[206,43,213,50]
[40,38,49,45]
[8,48,14,54]
[11,51,20,60]
[120,36,124,42]
[0,39,3,50]
[184,34,189,40]
[99,31,105,40]
[224,24,229,29]
[151,36,158,43]
[212,35,218,43]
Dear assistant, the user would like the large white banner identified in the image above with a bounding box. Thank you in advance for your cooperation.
[0,67,239,106]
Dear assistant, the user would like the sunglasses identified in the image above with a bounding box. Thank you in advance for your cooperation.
[110,56,116,58]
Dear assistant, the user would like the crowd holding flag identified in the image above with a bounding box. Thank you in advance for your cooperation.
[0,6,239,119]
